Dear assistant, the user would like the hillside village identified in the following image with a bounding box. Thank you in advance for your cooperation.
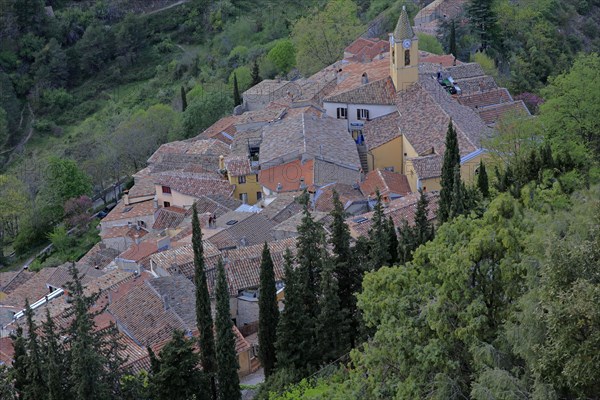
[1,6,532,381]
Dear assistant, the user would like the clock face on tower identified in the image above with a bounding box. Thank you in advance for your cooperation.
[402,39,411,49]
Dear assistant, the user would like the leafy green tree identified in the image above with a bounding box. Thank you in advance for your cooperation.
[0,71,20,135]
[23,300,45,400]
[75,23,116,75]
[232,73,241,107]
[0,107,7,148]
[13,0,46,35]
[292,0,364,75]
[115,13,145,66]
[438,120,460,223]
[413,189,434,246]
[192,205,217,400]
[258,243,279,378]
[0,174,29,260]
[275,250,316,380]
[121,371,151,400]
[182,91,233,138]
[540,53,600,159]
[449,164,465,218]
[367,191,390,270]
[267,40,296,74]
[215,260,241,400]
[477,160,489,197]
[32,38,68,90]
[150,330,205,400]
[251,60,261,87]
[467,0,500,51]
[417,33,443,55]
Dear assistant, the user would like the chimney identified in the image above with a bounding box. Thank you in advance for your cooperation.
[276,182,283,192]
[299,177,307,190]
[219,155,225,170]
[123,193,130,206]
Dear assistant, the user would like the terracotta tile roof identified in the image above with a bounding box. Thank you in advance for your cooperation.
[407,154,444,180]
[108,282,188,347]
[191,195,243,218]
[200,115,239,144]
[362,111,401,150]
[76,244,119,269]
[259,159,314,193]
[420,52,462,67]
[446,63,485,80]
[118,242,159,263]
[150,240,221,274]
[207,213,277,250]
[128,176,156,199]
[324,76,396,105]
[155,171,234,198]
[0,268,55,308]
[101,225,148,241]
[453,75,498,95]
[345,38,390,62]
[322,57,390,100]
[458,88,512,109]
[224,156,253,177]
[314,183,366,213]
[345,38,381,56]
[271,211,331,237]
[102,200,155,223]
[477,100,531,125]
[46,264,106,290]
[360,169,411,198]
[147,276,197,327]
[0,270,22,293]
[243,80,292,96]
[147,139,229,173]
[260,192,305,223]
[259,112,360,171]
[347,191,439,238]
[152,206,188,230]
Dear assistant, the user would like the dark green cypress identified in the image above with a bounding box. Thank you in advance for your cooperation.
[368,190,390,270]
[258,243,279,378]
[251,60,261,87]
[316,259,348,363]
[449,164,465,218]
[329,190,360,347]
[181,86,188,112]
[413,189,434,245]
[192,204,217,400]
[449,20,457,58]
[439,120,460,223]
[23,300,46,400]
[10,325,28,398]
[275,249,314,379]
[150,330,204,400]
[233,73,242,107]
[477,160,489,197]
[41,309,67,400]
[386,216,399,265]
[396,219,415,264]
[215,259,241,400]
[296,200,326,300]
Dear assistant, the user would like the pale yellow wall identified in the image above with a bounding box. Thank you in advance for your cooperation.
[368,136,404,173]
[390,38,419,91]
[229,173,262,205]
[420,177,441,192]
[238,351,251,377]
[155,185,196,208]
[404,162,419,192]
[460,153,490,185]
[402,136,419,159]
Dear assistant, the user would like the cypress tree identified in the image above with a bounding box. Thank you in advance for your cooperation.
[413,189,434,246]
[316,259,348,363]
[449,164,465,218]
[215,260,241,400]
[329,190,360,347]
[181,86,188,112]
[386,216,399,265]
[64,264,112,400]
[477,160,489,197]
[275,250,315,379]
[23,300,46,400]
[396,219,415,264]
[258,243,279,378]
[251,60,261,87]
[10,325,28,398]
[368,190,390,270]
[192,204,217,400]
[449,20,457,58]
[467,0,500,50]
[296,200,326,300]
[41,309,67,400]
[439,120,460,223]
[150,330,204,400]
[233,73,242,107]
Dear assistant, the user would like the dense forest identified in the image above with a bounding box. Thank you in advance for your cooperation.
[0,0,599,398]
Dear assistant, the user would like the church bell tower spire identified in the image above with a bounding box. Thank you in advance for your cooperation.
[390,6,419,91]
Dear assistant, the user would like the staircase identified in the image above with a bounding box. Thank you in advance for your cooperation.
[357,144,369,172]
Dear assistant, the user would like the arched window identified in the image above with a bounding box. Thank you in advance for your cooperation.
[391,47,395,64]
[404,50,410,66]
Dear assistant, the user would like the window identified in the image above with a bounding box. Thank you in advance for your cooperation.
[163,201,170,207]
[239,193,247,202]
[238,175,246,184]
[256,191,262,201]
[161,186,171,194]
[336,107,348,119]
[404,50,410,66]
[357,108,370,121]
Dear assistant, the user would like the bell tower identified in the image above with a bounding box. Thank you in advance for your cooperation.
[389,6,419,91]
